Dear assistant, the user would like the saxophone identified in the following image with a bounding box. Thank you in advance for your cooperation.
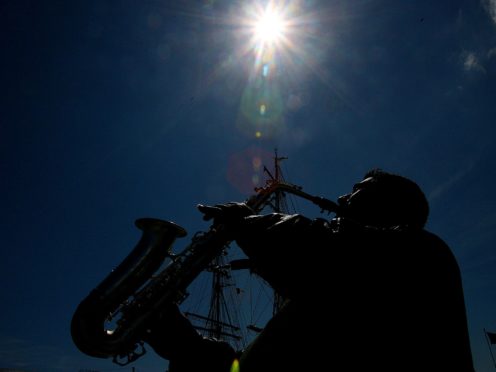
[71,180,338,365]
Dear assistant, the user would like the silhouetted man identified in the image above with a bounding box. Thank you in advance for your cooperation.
[145,169,474,372]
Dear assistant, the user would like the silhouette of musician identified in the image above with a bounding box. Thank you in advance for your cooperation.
[145,169,475,372]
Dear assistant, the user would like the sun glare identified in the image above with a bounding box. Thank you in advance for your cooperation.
[254,8,286,44]
[229,1,323,140]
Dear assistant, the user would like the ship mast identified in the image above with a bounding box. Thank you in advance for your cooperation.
[186,149,297,347]
[185,255,242,344]
[262,149,290,314]
[263,149,289,212]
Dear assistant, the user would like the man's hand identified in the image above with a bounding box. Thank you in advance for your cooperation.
[144,303,237,371]
[197,202,255,224]
[197,202,255,239]
[144,303,202,360]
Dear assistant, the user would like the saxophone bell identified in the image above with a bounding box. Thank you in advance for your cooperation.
[71,218,187,361]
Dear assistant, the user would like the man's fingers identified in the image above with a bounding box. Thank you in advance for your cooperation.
[197,202,254,223]
[197,204,222,221]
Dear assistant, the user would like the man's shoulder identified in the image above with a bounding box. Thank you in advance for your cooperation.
[406,228,452,253]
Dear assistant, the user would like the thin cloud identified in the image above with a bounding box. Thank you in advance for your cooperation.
[463,52,487,73]
[429,160,476,201]
[488,47,496,59]
[482,0,496,25]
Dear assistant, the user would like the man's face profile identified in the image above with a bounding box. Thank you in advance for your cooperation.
[337,176,385,226]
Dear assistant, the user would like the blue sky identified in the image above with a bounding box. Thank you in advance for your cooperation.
[1,0,496,371]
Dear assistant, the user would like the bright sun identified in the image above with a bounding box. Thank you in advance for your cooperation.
[254,8,286,44]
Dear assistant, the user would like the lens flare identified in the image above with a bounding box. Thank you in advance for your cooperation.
[260,104,266,115]
[221,1,327,140]
[226,147,273,194]
[230,358,240,372]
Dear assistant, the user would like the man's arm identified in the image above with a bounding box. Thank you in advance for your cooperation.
[144,304,237,372]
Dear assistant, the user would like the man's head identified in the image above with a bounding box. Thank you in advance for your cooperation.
[337,169,429,229]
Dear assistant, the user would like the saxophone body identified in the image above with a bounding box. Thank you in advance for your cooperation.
[71,181,338,365]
